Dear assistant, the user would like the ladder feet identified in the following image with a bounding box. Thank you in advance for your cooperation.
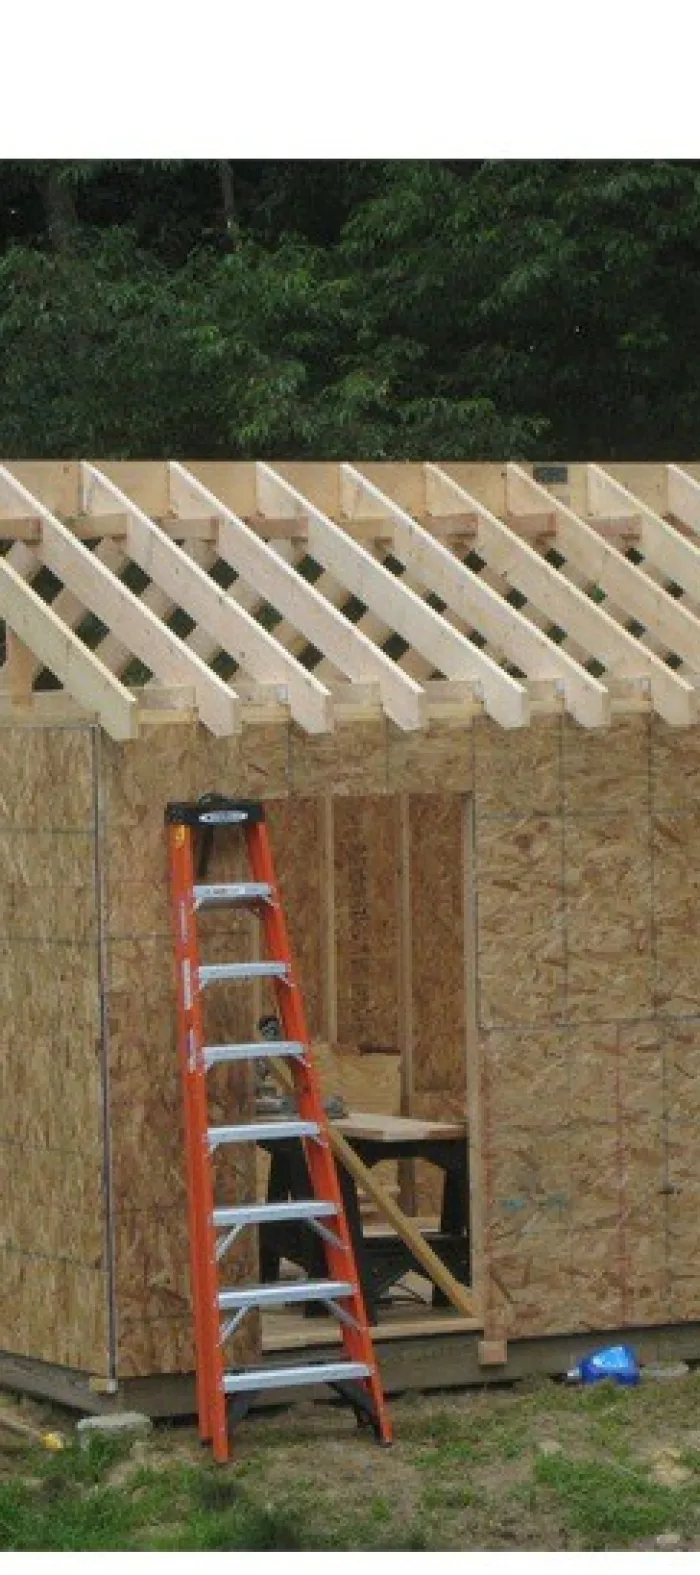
[355,1410,391,1445]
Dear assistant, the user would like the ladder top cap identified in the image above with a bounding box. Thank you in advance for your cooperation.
[165,794,265,827]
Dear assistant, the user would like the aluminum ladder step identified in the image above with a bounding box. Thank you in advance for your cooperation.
[219,1279,353,1312]
[199,961,288,987]
[209,1120,320,1147]
[194,882,273,910]
[213,1199,337,1230]
[204,1041,304,1069]
[224,1360,371,1395]
[198,807,255,825]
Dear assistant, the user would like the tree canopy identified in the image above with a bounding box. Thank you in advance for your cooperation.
[0,158,698,459]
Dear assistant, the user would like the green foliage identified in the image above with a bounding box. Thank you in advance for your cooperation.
[0,158,700,458]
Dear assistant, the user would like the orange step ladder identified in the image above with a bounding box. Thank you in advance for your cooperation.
[165,793,392,1463]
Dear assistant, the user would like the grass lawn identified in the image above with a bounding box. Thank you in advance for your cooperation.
[2,1371,700,1550]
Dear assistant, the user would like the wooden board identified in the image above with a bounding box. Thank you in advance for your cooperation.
[264,798,324,1039]
[653,810,700,1016]
[474,715,562,819]
[0,723,109,1375]
[652,719,700,811]
[475,813,565,1029]
[312,1042,400,1116]
[564,813,653,1021]
[480,1024,669,1337]
[387,717,474,794]
[334,796,400,1052]
[562,714,650,816]
[335,1112,466,1142]
[474,708,677,1340]
[290,719,389,796]
[410,795,467,1093]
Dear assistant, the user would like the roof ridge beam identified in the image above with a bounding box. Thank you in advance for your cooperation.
[344,465,609,729]
[81,464,332,735]
[168,463,424,732]
[257,465,528,729]
[505,465,696,725]
[0,555,137,739]
[0,467,239,736]
[589,464,700,597]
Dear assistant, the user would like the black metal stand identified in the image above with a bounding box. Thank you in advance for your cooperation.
[257,1130,471,1323]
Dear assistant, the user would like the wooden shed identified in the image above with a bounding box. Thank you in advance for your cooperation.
[2,457,700,1413]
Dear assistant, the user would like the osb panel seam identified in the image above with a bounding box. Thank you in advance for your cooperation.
[93,725,118,1383]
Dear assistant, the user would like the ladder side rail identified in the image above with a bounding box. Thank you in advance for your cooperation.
[245,818,392,1445]
[168,822,212,1442]
[169,823,227,1455]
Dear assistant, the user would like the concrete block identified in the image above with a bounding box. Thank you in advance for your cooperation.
[76,1411,153,1446]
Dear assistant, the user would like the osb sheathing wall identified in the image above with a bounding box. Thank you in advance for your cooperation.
[4,708,700,1383]
[0,726,108,1372]
[99,717,469,1378]
[112,711,700,1365]
[476,715,700,1345]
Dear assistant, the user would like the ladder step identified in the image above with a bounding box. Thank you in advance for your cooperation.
[219,1279,353,1311]
[166,798,264,828]
[199,961,289,987]
[203,1041,304,1069]
[197,806,260,824]
[224,1360,372,1395]
[194,882,273,910]
[209,1120,320,1146]
[213,1200,337,1229]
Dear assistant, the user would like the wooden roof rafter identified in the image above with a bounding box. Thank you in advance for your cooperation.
[251,466,441,691]
[167,463,426,732]
[667,464,700,542]
[1,531,244,731]
[343,465,611,729]
[582,465,700,669]
[0,466,239,736]
[80,464,333,735]
[588,464,700,606]
[256,465,529,730]
[424,468,600,673]
[426,465,690,722]
[1,535,124,690]
[504,465,697,725]
[1,459,700,736]
[0,553,137,740]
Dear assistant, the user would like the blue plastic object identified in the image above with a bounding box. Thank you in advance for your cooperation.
[568,1344,640,1387]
